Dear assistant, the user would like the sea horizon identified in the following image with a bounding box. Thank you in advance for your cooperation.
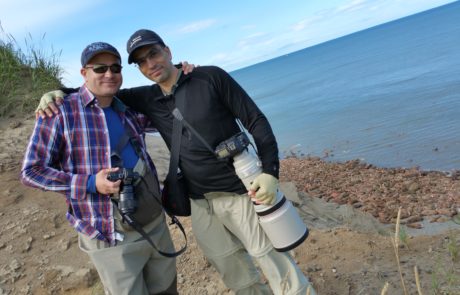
[230,1,460,172]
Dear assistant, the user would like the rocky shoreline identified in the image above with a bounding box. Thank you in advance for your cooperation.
[280,156,460,228]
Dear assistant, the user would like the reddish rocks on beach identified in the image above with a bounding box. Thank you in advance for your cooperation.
[280,157,460,226]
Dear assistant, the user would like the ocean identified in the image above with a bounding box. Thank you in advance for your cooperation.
[230,1,460,172]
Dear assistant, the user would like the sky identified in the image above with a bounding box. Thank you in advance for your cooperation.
[1,0,457,88]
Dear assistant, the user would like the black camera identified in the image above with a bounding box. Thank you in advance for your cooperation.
[107,168,140,216]
[215,132,250,159]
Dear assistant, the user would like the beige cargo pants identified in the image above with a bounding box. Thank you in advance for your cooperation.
[78,211,177,295]
[191,192,316,295]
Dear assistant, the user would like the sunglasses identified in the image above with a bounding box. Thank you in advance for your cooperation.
[85,63,122,74]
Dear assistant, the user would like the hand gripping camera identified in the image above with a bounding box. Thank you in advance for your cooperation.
[215,132,309,252]
[107,168,140,216]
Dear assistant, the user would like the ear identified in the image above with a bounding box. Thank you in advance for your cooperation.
[80,68,89,81]
[164,46,172,60]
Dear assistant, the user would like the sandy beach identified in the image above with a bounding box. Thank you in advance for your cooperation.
[0,117,458,294]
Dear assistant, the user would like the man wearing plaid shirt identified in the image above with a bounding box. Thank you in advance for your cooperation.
[20,42,178,295]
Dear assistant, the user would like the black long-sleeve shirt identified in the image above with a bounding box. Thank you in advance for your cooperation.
[70,66,280,198]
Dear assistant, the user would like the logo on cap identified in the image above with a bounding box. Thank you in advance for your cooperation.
[130,36,142,49]
[87,42,111,52]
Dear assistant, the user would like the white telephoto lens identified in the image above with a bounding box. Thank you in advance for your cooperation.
[233,150,308,251]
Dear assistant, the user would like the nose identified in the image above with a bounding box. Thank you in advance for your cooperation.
[103,68,117,77]
[103,71,114,78]
[144,56,158,68]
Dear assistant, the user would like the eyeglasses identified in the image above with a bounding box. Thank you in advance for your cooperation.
[135,46,163,67]
[85,63,122,74]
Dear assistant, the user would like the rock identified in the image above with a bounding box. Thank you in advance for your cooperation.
[5,245,13,253]
[403,215,423,224]
[437,209,455,217]
[406,182,420,193]
[352,202,363,208]
[53,265,75,277]
[436,216,451,223]
[43,231,56,240]
[19,284,31,294]
[177,273,185,284]
[76,268,98,287]
[62,268,98,290]
[8,121,21,129]
[58,239,71,251]
[421,209,437,216]
[24,236,33,252]
[407,222,423,229]
[9,259,21,271]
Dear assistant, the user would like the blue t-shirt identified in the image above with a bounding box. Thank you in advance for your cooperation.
[86,106,139,193]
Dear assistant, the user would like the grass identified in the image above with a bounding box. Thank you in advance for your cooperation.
[392,207,409,295]
[90,280,105,295]
[381,207,460,295]
[432,230,460,294]
[398,223,410,250]
[0,25,63,117]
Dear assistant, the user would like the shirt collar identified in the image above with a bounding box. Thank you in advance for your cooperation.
[153,70,191,101]
[79,84,97,106]
[79,84,126,112]
[111,96,127,112]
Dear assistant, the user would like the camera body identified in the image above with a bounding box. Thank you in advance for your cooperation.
[215,132,250,159]
[215,132,309,252]
[107,168,140,216]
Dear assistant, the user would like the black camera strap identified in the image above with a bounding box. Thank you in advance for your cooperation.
[110,118,187,258]
[110,181,187,258]
[170,109,251,185]
[167,104,183,193]
[171,108,216,154]
[121,212,186,258]
[170,94,251,158]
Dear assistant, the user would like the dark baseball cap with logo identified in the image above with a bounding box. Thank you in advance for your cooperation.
[127,29,166,64]
[81,42,121,67]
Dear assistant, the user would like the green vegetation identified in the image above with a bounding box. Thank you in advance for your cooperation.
[0,26,63,117]
[382,208,460,295]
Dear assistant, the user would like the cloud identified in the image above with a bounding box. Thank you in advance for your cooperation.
[237,32,266,47]
[291,16,320,32]
[205,31,284,71]
[208,52,230,64]
[177,19,217,34]
[336,0,368,13]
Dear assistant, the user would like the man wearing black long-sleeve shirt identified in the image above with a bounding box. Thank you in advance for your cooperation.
[37,29,315,295]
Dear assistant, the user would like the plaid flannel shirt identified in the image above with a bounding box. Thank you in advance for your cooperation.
[20,85,157,245]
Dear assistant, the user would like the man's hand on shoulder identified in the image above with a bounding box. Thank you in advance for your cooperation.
[178,61,197,75]
[36,90,65,120]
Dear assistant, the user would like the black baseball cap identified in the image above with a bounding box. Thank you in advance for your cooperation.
[127,29,166,64]
[81,42,121,67]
